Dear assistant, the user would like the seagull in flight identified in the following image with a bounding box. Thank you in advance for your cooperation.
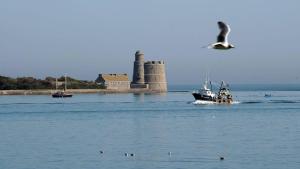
[207,21,235,50]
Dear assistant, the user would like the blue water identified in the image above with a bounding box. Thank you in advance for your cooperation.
[0,89,300,169]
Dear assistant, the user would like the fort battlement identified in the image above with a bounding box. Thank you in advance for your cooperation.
[144,61,165,65]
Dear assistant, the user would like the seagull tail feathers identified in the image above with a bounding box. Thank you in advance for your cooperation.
[202,44,213,49]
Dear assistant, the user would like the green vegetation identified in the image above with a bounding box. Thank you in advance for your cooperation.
[0,75,104,90]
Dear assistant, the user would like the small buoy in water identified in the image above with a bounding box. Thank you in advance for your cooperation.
[168,152,172,156]
[124,153,129,157]
[99,150,104,154]
[220,156,224,160]
[130,153,135,157]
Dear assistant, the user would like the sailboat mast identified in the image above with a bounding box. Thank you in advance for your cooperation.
[55,78,58,91]
[64,75,67,91]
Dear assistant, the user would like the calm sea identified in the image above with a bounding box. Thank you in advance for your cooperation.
[0,85,300,169]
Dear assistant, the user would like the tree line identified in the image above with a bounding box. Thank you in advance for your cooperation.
[0,75,104,90]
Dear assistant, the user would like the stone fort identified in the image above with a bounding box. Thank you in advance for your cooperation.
[96,50,167,92]
[131,50,167,92]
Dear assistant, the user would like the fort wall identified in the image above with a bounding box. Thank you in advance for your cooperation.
[144,61,167,92]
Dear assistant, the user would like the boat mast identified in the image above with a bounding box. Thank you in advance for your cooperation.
[55,78,58,91]
[64,74,67,91]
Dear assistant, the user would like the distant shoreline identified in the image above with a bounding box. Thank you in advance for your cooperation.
[1,83,300,96]
[0,89,166,95]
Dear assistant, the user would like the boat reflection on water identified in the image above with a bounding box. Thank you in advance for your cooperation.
[264,93,272,97]
[133,92,167,102]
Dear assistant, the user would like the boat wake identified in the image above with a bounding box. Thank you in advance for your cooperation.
[192,100,240,105]
[241,101,264,104]
[192,100,300,105]
[192,100,216,105]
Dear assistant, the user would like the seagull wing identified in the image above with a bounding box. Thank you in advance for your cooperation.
[217,21,230,43]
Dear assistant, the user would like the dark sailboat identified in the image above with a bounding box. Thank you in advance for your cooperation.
[52,76,73,98]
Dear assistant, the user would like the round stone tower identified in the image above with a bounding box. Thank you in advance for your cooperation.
[132,50,145,85]
[144,61,167,92]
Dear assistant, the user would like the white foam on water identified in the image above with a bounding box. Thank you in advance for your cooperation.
[192,100,216,105]
[192,100,240,105]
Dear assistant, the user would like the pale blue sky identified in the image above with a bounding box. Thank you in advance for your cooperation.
[0,0,299,84]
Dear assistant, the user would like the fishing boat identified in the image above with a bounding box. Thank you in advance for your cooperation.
[52,76,73,98]
[192,80,233,104]
[192,80,216,101]
[52,91,72,98]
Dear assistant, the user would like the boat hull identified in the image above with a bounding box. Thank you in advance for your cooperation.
[192,93,233,104]
[52,93,72,98]
[192,93,215,101]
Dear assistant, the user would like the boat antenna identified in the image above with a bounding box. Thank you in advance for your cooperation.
[205,72,209,82]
